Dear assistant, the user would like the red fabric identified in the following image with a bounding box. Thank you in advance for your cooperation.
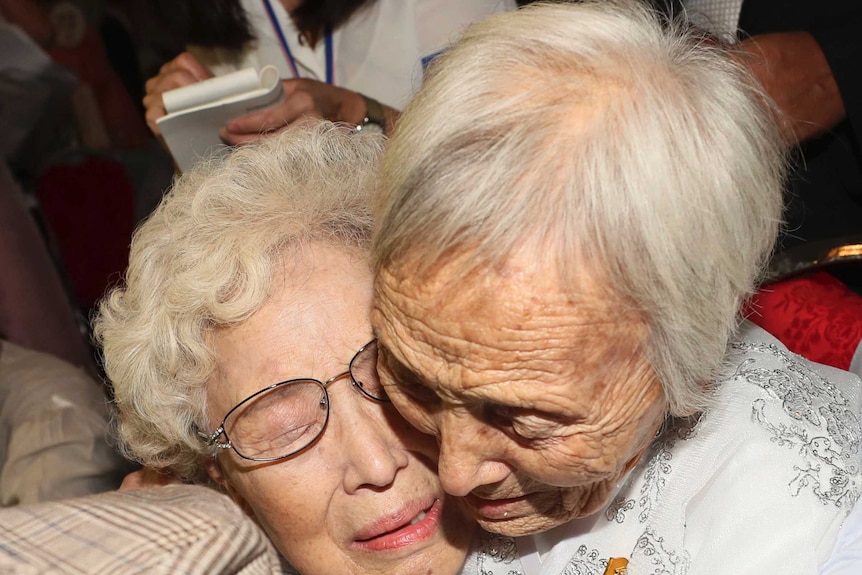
[745,272,862,370]
[36,156,134,310]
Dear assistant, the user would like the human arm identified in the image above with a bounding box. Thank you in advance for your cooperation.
[0,485,287,574]
[143,51,213,137]
[220,78,399,145]
[738,31,845,144]
[0,342,130,505]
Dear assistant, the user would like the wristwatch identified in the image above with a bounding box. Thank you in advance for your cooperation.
[357,95,386,134]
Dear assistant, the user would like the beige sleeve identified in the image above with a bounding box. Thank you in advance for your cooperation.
[0,484,293,574]
[0,341,131,506]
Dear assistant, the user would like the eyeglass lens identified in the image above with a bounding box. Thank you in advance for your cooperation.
[222,339,385,461]
[350,339,387,401]
[225,379,328,460]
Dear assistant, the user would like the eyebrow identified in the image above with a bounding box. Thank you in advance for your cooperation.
[379,343,432,388]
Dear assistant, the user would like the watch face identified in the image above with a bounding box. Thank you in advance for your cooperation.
[357,121,384,135]
[360,95,386,134]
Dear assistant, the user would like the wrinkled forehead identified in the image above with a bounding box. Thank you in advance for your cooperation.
[373,247,644,388]
[376,241,620,313]
[207,245,375,405]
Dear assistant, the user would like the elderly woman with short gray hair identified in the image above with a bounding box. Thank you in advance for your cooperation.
[370,2,862,573]
[95,122,484,575]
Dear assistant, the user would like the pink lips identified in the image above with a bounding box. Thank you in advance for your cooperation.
[353,498,442,552]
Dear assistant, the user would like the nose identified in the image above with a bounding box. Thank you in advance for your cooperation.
[337,397,409,493]
[436,408,511,497]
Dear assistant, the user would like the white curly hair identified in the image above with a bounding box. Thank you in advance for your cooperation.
[95,122,383,479]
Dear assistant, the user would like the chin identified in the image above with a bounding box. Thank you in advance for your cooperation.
[469,485,613,537]
[474,512,570,537]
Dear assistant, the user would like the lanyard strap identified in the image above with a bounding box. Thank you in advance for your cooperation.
[261,0,334,84]
[324,28,333,85]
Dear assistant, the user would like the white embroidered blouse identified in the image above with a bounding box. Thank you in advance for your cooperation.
[466,321,861,575]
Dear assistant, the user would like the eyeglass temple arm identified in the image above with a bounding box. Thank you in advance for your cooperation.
[198,426,231,449]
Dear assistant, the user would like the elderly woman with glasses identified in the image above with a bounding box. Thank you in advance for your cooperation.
[93,122,508,575]
[370,2,862,574]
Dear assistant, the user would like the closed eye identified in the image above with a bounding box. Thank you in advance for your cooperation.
[377,344,441,405]
[399,379,440,403]
[481,404,571,441]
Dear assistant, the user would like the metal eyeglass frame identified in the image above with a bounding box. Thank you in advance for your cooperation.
[198,338,387,462]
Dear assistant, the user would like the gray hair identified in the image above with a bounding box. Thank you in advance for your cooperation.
[95,122,383,479]
[372,0,786,416]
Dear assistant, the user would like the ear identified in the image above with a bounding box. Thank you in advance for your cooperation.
[205,457,255,518]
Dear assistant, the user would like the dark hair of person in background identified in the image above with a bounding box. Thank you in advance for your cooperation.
[150,0,255,52]
[149,0,377,53]
[292,0,376,46]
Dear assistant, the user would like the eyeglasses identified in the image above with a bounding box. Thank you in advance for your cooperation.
[199,339,387,462]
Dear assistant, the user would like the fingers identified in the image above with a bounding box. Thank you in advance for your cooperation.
[231,100,302,133]
[119,467,180,491]
[143,93,168,136]
[143,52,212,136]
[221,81,316,145]
[144,53,212,100]
[166,52,213,82]
[220,126,284,146]
[220,107,291,146]
[221,79,359,145]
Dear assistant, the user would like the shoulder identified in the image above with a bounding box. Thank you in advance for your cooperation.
[0,340,103,416]
[718,320,861,490]
[1,339,87,379]
[0,485,289,574]
[632,322,862,572]
[691,321,862,509]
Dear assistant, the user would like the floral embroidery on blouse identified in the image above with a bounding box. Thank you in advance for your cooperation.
[605,496,636,524]
[562,545,614,575]
[631,528,691,575]
[633,415,703,523]
[731,341,861,510]
[476,531,523,575]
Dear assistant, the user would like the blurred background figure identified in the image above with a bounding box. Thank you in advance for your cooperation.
[1,0,172,321]
[0,0,140,507]
[0,339,130,506]
[143,0,516,146]
[682,0,862,291]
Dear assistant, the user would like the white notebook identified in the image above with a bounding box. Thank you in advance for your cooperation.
[157,65,284,172]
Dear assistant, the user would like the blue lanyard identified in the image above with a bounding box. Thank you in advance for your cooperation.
[261,0,334,85]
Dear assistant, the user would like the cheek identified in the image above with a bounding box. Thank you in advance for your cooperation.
[229,465,340,563]
[511,430,641,488]
[525,374,665,486]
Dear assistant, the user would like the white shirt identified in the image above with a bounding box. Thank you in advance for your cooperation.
[683,0,744,37]
[851,343,862,381]
[202,0,516,110]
